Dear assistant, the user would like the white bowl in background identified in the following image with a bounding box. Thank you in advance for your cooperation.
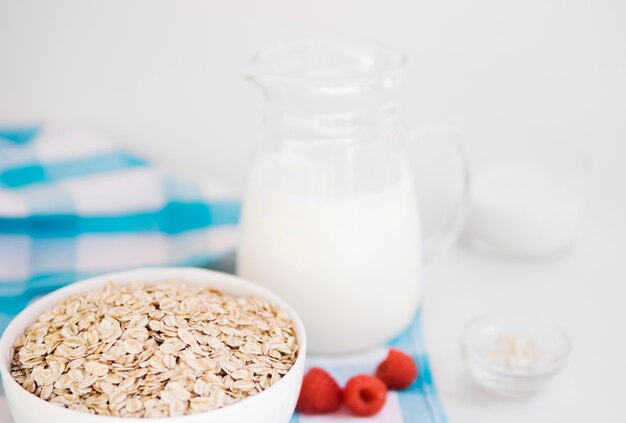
[0,267,307,423]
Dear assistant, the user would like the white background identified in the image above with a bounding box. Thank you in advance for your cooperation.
[1,0,625,421]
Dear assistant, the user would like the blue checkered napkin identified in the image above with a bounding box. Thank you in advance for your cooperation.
[289,312,447,423]
[0,125,240,332]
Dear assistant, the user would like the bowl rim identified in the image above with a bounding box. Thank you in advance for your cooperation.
[0,267,307,421]
[461,311,570,378]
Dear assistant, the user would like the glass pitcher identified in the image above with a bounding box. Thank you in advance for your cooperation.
[237,39,468,355]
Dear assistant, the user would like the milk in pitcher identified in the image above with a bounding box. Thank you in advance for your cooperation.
[238,153,422,355]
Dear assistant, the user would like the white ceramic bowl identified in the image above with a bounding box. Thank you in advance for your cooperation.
[0,267,307,423]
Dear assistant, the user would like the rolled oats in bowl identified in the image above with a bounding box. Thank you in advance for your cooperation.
[10,280,299,418]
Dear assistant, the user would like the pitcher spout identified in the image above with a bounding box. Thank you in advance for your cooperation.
[245,39,407,89]
[245,39,407,144]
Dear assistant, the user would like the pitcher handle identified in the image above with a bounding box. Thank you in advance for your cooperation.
[406,122,470,261]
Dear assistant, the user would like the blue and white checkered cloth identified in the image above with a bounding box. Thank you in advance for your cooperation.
[0,125,239,332]
[0,125,447,422]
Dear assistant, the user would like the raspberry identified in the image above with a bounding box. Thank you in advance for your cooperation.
[376,348,418,390]
[344,375,387,417]
[296,368,342,414]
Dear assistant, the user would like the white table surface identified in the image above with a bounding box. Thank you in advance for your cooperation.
[2,159,625,422]
[422,153,626,422]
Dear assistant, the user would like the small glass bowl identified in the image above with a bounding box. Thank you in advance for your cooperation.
[462,312,570,397]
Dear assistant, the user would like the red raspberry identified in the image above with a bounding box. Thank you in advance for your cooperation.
[296,368,342,414]
[343,375,387,417]
[376,348,418,390]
